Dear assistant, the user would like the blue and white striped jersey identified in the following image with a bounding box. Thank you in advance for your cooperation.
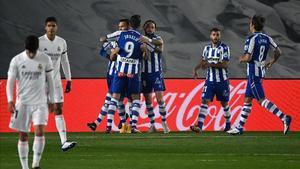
[99,41,117,76]
[116,30,143,75]
[244,32,278,78]
[202,42,230,82]
[142,34,163,73]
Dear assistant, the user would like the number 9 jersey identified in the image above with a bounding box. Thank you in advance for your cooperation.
[244,32,278,78]
[116,30,143,75]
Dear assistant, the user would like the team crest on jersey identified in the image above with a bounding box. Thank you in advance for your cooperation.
[38,64,43,70]
[57,46,61,52]
[44,48,48,51]
[21,65,26,69]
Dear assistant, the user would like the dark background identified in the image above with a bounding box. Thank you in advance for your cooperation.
[0,0,299,78]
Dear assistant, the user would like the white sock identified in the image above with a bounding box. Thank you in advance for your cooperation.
[55,115,67,144]
[32,136,45,168]
[18,140,29,169]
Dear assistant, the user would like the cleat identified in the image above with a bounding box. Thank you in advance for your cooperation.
[61,141,77,152]
[117,121,122,129]
[87,122,97,131]
[148,124,157,133]
[224,122,231,132]
[283,115,292,135]
[105,127,112,134]
[190,125,202,133]
[126,125,132,134]
[162,122,170,134]
[131,127,142,134]
[227,127,243,135]
[119,123,127,134]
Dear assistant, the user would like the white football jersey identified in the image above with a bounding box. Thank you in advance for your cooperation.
[39,34,71,84]
[7,51,53,105]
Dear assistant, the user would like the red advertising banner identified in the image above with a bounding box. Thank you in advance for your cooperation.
[0,79,299,132]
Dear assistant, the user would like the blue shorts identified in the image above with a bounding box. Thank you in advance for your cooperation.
[106,74,114,93]
[202,80,230,102]
[245,77,265,100]
[111,73,141,95]
[141,72,166,94]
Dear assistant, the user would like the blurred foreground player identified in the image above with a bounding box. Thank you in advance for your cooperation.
[7,35,55,169]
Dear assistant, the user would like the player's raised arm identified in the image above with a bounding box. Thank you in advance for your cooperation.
[100,30,122,42]
[140,35,163,46]
[6,58,17,114]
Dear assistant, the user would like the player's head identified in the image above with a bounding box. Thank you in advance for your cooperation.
[45,16,58,36]
[210,27,221,44]
[130,15,141,29]
[143,20,156,36]
[250,15,265,32]
[25,35,39,58]
[118,19,129,31]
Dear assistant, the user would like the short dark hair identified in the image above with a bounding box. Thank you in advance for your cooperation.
[130,15,141,29]
[119,18,129,25]
[210,27,221,33]
[25,35,39,53]
[251,15,265,31]
[143,20,157,28]
[45,16,57,25]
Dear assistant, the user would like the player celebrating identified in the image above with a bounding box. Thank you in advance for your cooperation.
[227,15,292,135]
[141,20,170,133]
[39,16,76,151]
[7,35,55,169]
[106,15,146,133]
[190,28,232,133]
[87,19,130,132]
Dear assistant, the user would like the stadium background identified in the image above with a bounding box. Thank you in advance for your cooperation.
[0,0,299,132]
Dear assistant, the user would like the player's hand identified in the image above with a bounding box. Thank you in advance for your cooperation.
[193,69,199,79]
[140,36,151,43]
[65,80,72,93]
[49,103,56,113]
[100,37,106,42]
[8,101,15,114]
[201,61,209,69]
[264,60,274,69]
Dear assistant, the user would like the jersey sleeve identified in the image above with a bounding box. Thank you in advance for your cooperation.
[244,36,255,55]
[106,30,122,42]
[61,40,71,80]
[7,57,18,78]
[268,36,278,49]
[202,46,207,60]
[221,45,230,61]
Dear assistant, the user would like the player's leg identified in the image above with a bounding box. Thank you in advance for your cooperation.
[31,104,49,168]
[118,96,128,133]
[221,101,231,131]
[155,91,170,133]
[190,82,212,133]
[129,75,142,133]
[87,92,111,131]
[9,103,30,169]
[126,99,133,133]
[32,125,46,168]
[144,93,156,132]
[227,79,254,135]
[106,93,121,133]
[216,80,231,131]
[130,93,141,133]
[255,81,292,135]
[54,103,76,150]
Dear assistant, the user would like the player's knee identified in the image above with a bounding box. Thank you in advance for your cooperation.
[54,104,63,115]
[34,126,45,137]
[221,102,228,107]
[202,99,209,105]
[19,132,29,141]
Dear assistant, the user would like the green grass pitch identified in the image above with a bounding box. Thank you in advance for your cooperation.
[1,132,299,169]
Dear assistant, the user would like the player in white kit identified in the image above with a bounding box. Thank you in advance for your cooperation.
[7,35,55,169]
[39,16,76,151]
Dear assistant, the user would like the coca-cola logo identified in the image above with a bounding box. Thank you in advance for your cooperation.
[111,80,247,131]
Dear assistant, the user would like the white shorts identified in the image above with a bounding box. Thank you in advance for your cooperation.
[9,103,49,132]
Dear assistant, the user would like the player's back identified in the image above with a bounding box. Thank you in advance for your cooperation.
[245,32,277,78]
[116,30,143,74]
